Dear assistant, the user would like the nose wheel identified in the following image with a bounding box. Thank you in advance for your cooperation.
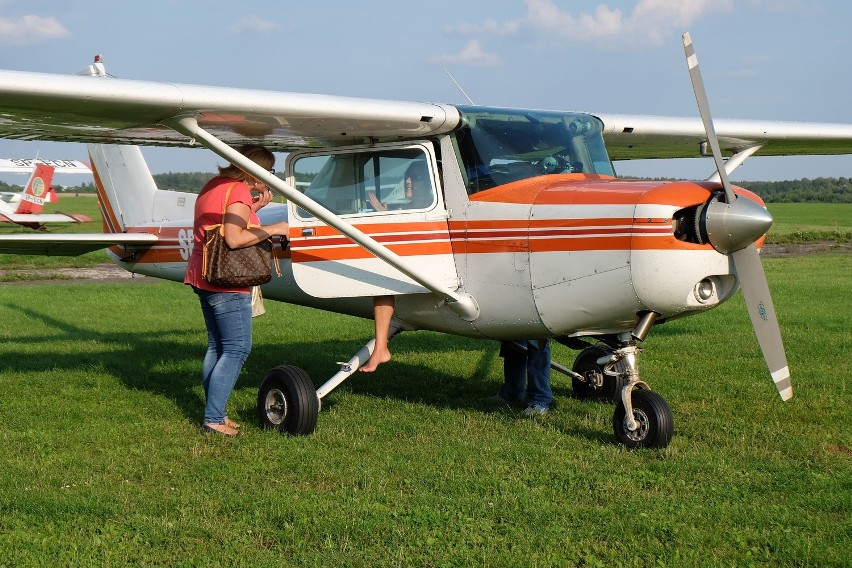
[569,339,674,449]
[613,388,673,449]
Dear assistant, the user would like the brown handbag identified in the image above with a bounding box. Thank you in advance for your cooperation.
[202,182,273,288]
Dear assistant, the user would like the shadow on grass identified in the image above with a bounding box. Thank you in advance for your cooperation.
[1,302,616,444]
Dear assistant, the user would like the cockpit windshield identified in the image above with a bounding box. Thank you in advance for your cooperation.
[451,106,615,194]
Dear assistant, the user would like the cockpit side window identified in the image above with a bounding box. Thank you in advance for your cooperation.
[450,106,615,195]
[292,147,436,219]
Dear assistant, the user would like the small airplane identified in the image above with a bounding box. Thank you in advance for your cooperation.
[0,158,92,229]
[0,36,849,448]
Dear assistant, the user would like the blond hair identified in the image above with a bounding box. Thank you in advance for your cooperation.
[218,145,275,182]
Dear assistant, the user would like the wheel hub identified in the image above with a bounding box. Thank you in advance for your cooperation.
[623,408,650,442]
[264,388,288,425]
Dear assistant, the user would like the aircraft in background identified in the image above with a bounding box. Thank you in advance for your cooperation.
[0,35,849,448]
[0,159,92,229]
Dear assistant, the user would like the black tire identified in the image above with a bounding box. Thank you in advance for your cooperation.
[257,365,319,436]
[612,389,674,449]
[571,346,626,401]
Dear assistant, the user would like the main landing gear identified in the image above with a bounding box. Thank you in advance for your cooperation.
[257,329,401,437]
[257,365,319,435]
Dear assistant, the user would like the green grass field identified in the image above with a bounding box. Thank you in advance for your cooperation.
[767,203,852,242]
[0,251,849,565]
[0,195,104,270]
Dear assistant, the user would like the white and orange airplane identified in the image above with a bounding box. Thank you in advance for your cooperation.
[0,35,849,448]
[0,158,92,229]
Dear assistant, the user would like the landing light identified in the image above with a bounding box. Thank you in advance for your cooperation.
[695,278,715,302]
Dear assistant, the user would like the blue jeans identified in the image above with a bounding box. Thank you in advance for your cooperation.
[499,340,552,407]
[194,288,253,424]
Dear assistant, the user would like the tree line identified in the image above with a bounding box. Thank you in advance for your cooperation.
[1,173,849,203]
[736,177,850,203]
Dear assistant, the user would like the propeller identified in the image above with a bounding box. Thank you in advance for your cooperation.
[682,33,792,401]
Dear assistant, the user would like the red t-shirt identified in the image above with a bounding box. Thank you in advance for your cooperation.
[183,176,260,293]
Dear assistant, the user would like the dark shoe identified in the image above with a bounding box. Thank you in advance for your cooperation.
[522,403,549,416]
[202,422,240,437]
[480,393,512,404]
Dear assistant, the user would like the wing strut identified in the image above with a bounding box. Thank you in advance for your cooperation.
[165,116,480,322]
[705,144,763,183]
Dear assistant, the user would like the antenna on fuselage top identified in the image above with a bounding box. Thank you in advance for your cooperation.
[442,66,475,105]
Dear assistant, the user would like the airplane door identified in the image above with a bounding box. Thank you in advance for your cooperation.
[285,144,459,298]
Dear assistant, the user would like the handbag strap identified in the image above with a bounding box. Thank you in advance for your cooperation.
[217,182,239,235]
[204,180,283,281]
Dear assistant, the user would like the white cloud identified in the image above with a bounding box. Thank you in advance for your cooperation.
[432,39,502,67]
[0,14,70,46]
[447,0,733,48]
[445,17,522,36]
[228,15,279,35]
[523,0,733,46]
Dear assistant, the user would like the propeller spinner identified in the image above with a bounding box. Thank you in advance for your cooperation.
[682,33,792,401]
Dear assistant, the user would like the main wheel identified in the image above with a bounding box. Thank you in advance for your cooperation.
[571,346,626,401]
[257,365,319,435]
[612,389,673,449]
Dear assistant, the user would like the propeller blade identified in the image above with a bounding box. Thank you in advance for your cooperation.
[732,245,792,400]
[682,33,737,205]
[683,32,792,400]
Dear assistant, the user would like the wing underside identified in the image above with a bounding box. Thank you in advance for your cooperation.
[0,69,460,151]
[0,69,850,160]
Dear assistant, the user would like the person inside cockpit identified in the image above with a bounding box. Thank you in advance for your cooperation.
[366,161,432,212]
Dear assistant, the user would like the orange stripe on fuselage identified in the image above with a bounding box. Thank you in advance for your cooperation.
[290,220,453,262]
[292,241,451,262]
[287,220,452,240]
[89,154,122,234]
[289,217,684,261]
[109,175,767,267]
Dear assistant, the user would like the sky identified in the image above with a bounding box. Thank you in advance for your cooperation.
[0,0,850,186]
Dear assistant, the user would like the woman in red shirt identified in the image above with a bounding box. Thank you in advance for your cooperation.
[184,145,289,437]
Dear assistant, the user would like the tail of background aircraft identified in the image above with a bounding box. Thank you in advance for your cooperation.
[0,161,91,228]
[13,162,56,214]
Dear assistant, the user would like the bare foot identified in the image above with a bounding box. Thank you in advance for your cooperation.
[224,417,240,429]
[360,348,391,372]
[203,422,239,437]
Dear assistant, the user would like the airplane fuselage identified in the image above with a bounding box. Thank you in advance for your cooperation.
[87,104,763,345]
[105,173,748,343]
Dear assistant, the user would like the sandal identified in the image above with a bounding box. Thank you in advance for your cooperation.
[202,422,240,437]
[224,417,240,429]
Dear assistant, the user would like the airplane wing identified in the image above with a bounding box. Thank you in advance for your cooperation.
[0,233,157,256]
[0,68,850,158]
[0,158,91,174]
[0,69,460,150]
[595,114,852,160]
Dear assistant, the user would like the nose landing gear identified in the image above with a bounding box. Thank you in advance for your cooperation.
[569,333,674,449]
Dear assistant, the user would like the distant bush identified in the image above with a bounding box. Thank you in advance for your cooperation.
[741,177,851,203]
